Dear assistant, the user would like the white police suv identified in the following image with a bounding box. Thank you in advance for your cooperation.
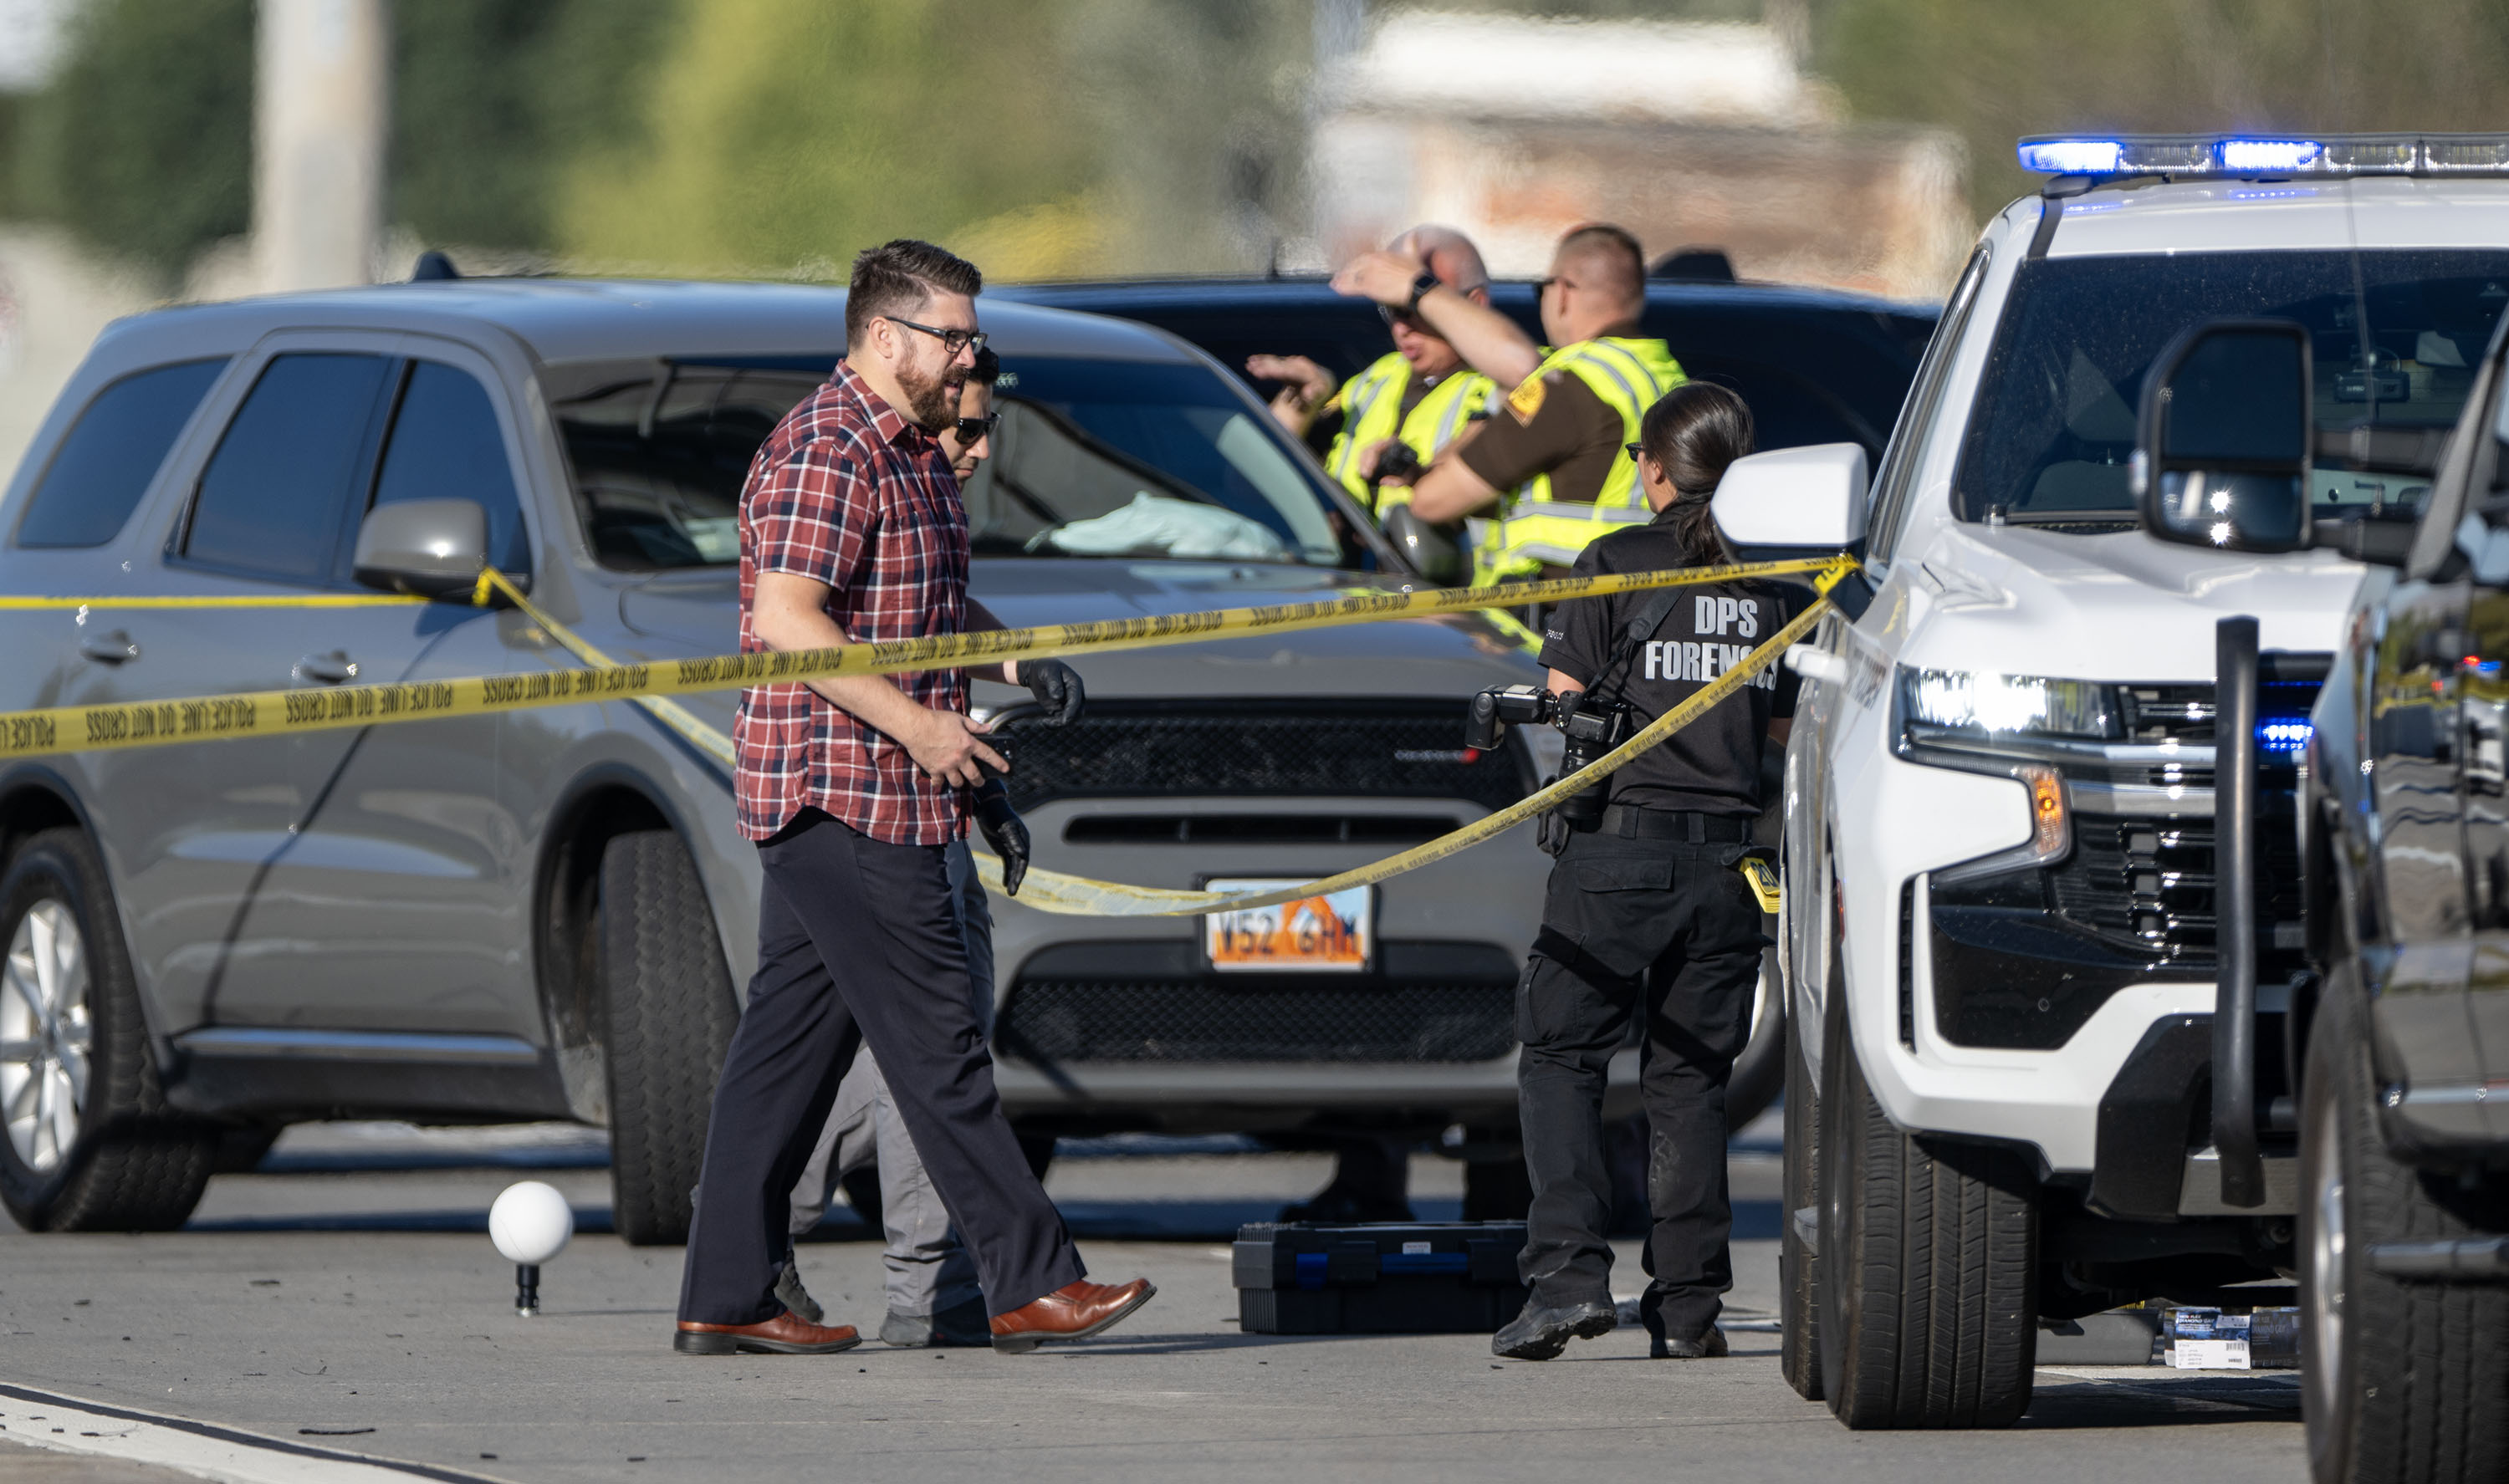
[1716,134,2509,1429]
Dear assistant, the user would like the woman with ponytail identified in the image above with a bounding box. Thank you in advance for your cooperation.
[1494,378,1806,1365]
[1633,380,1755,563]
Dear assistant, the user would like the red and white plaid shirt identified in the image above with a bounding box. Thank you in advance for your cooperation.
[734,362,970,845]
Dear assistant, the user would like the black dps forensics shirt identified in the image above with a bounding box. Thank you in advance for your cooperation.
[1537,509,1804,817]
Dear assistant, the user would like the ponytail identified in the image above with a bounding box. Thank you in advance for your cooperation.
[1636,381,1755,567]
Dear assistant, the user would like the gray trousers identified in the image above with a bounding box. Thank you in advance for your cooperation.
[785,839,995,1318]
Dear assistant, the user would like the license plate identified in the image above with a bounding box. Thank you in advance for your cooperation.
[1203,880,1373,973]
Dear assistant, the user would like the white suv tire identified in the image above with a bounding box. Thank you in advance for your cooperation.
[1817,1001,2037,1428]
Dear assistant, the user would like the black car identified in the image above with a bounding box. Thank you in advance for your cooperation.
[999,276,1939,469]
[2132,314,2509,1478]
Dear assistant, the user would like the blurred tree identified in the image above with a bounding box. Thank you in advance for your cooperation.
[1811,0,2509,222]
[554,0,1098,279]
[392,0,667,253]
[17,0,252,283]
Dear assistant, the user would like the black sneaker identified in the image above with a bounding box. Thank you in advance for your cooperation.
[773,1260,825,1326]
[1492,1298,1617,1360]
[880,1296,992,1349]
[1651,1326,1729,1360]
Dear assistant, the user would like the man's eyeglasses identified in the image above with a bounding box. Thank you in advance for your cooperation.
[1377,303,1425,332]
[887,317,989,356]
[1625,442,1648,462]
[954,412,1000,443]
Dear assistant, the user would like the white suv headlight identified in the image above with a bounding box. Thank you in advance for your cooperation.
[1899,667,2113,740]
[1893,666,2098,879]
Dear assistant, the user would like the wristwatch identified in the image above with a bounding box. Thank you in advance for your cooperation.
[1404,270,1440,313]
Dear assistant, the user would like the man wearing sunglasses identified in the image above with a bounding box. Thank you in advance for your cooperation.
[1377,225,1686,589]
[1248,226,1536,521]
[677,238,1152,1359]
[942,346,1003,482]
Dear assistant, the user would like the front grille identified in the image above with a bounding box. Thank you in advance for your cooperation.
[999,980,1516,1063]
[998,940,1521,1064]
[991,701,1526,812]
[2049,810,2307,970]
[1063,813,1458,845]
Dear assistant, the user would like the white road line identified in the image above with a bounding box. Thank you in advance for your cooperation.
[0,1383,503,1484]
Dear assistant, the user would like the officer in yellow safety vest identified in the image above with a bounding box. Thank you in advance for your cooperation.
[1249,226,1538,523]
[1387,224,1684,586]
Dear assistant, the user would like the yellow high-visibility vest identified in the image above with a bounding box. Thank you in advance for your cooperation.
[1321,352,1502,518]
[1472,337,1684,585]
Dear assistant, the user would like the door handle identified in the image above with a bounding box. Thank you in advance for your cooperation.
[294,650,360,685]
[77,630,138,664]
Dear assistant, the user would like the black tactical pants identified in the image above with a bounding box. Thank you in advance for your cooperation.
[1515,828,1764,1342]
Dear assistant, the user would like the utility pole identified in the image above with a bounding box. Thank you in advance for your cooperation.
[254,0,387,293]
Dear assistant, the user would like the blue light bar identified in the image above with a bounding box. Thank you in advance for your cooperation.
[2258,720,2313,752]
[2016,132,2509,178]
[2016,139,2123,175]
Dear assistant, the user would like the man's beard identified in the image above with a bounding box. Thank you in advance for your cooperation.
[896,354,963,434]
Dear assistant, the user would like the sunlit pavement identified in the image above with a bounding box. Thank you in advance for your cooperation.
[0,1120,2303,1484]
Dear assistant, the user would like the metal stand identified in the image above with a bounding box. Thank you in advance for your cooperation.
[515,1263,540,1317]
[2212,616,2265,1208]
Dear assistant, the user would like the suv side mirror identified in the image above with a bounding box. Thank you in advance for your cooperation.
[354,497,488,599]
[1710,442,1869,558]
[2134,319,2312,553]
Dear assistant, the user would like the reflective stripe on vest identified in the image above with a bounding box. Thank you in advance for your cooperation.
[1323,352,1501,518]
[1474,336,1684,584]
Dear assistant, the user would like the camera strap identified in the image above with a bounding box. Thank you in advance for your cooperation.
[1590,585,1685,706]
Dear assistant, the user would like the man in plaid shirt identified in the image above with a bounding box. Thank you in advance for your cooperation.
[675,240,1154,1357]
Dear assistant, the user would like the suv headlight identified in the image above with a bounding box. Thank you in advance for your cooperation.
[1894,666,2089,878]
[1899,668,2113,740]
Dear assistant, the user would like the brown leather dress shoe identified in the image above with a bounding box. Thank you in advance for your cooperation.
[674,1308,861,1356]
[988,1278,1156,1354]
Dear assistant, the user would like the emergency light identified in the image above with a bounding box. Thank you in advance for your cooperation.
[2016,133,2509,178]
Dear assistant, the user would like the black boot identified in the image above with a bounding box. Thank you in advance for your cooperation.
[1492,1298,1616,1360]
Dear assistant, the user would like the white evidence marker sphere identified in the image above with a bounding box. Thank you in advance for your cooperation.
[489,1181,574,1264]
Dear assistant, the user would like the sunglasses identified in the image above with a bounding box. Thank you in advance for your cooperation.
[1376,303,1426,332]
[887,316,989,356]
[1626,442,1648,462]
[954,412,1000,442]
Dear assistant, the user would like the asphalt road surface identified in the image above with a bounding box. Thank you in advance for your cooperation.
[0,1120,2305,1484]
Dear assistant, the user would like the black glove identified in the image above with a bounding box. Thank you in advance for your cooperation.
[972,777,1030,897]
[1015,659,1085,726]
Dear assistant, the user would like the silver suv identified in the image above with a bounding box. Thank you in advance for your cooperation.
[0,278,1553,1238]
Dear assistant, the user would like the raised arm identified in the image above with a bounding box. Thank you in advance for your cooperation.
[1333,249,1542,389]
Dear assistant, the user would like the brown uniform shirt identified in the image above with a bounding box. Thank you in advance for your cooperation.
[1454,369,1624,505]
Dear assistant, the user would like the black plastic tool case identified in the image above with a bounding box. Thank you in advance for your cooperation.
[1233,1221,1529,1334]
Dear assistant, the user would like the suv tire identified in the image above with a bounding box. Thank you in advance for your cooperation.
[599,829,738,1247]
[0,828,213,1232]
[1817,1006,2036,1429]
[2302,961,2509,1484]
[1781,1000,1822,1400]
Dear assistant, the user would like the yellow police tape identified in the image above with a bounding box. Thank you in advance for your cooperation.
[478,562,1842,917]
[1,555,1849,916]
[962,595,1830,916]
[0,554,1851,762]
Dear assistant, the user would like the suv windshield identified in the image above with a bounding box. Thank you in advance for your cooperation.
[549,354,1358,570]
[1957,248,2509,525]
